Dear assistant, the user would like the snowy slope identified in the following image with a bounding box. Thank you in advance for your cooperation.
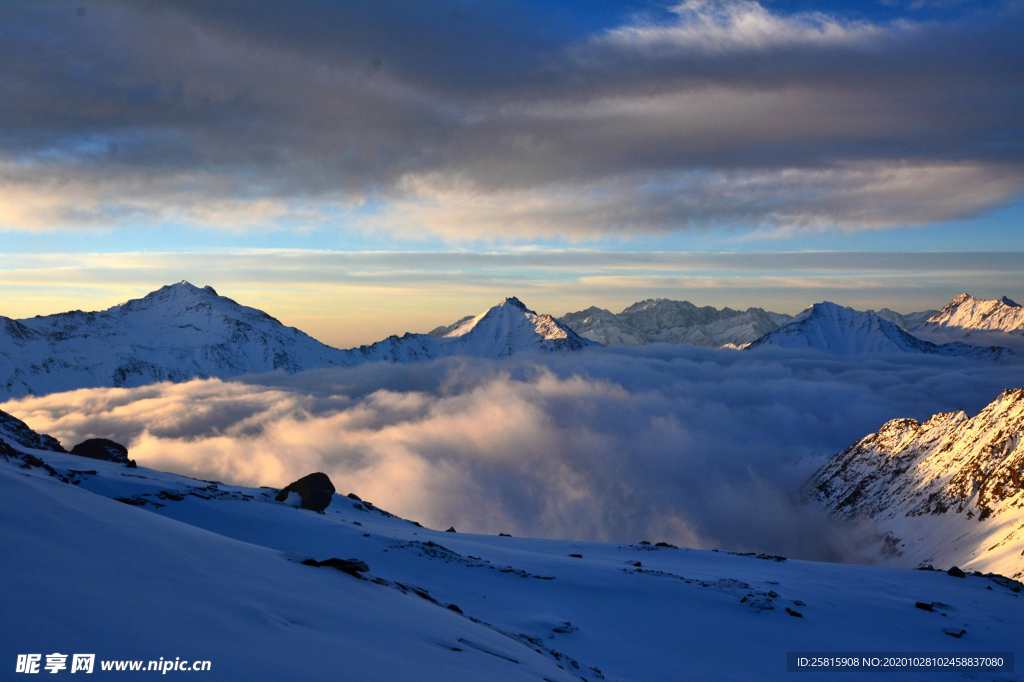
[864,308,937,330]
[559,299,792,348]
[441,297,594,355]
[807,388,1024,580]
[0,286,595,399]
[3,429,1022,681]
[748,302,1016,360]
[911,294,1024,352]
[1,282,353,397]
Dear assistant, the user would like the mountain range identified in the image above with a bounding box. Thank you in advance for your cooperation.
[3,411,1021,680]
[557,299,793,348]
[1,284,1020,399]
[807,387,1024,580]
[748,302,1016,361]
[0,284,592,399]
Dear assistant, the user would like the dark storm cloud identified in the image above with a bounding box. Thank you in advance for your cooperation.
[1,0,1023,235]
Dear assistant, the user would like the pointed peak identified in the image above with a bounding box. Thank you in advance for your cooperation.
[949,293,972,305]
[999,295,1019,308]
[498,296,529,311]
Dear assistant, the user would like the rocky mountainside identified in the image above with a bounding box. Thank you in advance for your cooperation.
[0,409,65,453]
[807,388,1024,579]
[910,294,1024,352]
[747,302,1015,360]
[558,298,792,348]
[0,285,595,399]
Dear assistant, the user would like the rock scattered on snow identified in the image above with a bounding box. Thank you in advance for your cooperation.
[275,472,336,512]
[301,557,370,575]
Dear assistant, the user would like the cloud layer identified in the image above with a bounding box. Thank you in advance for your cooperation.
[1,1,1022,238]
[6,347,1023,563]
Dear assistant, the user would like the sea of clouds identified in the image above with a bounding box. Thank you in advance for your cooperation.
[6,345,1022,564]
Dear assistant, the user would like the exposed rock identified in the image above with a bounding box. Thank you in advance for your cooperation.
[947,566,966,578]
[0,410,66,452]
[785,607,803,617]
[275,472,336,512]
[70,438,130,464]
[20,453,46,468]
[568,554,582,558]
[347,493,362,501]
[915,602,934,611]
[446,604,464,614]
[943,627,966,638]
[301,557,369,575]
[446,527,457,533]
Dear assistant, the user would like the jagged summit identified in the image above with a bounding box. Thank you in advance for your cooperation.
[910,293,1024,351]
[919,293,1024,334]
[808,387,1024,578]
[498,296,529,311]
[559,298,791,348]
[748,301,1015,360]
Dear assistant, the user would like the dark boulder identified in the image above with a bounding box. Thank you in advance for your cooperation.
[947,566,966,578]
[70,438,130,464]
[275,472,336,512]
[445,526,457,533]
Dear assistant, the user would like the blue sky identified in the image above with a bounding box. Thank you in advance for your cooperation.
[1,0,1022,344]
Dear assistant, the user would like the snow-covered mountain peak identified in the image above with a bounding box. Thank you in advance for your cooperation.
[911,294,1024,351]
[433,297,595,355]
